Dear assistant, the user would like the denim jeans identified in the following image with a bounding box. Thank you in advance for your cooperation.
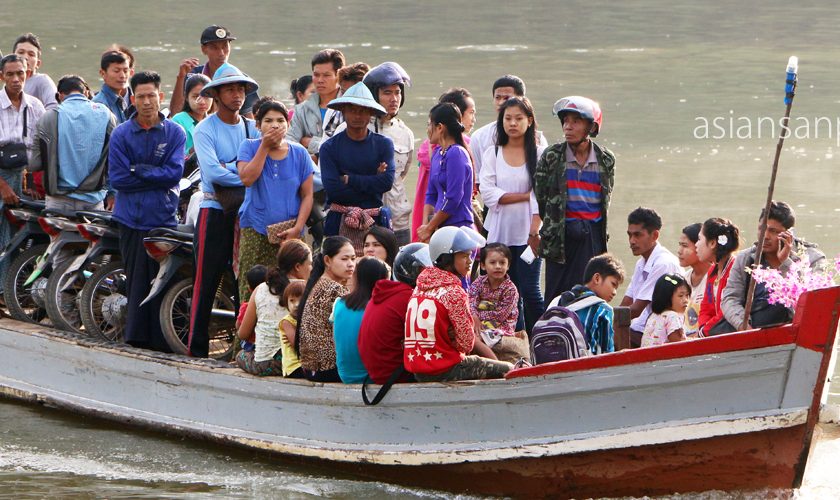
[508,244,545,332]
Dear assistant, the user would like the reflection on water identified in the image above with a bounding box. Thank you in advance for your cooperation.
[0,401,452,499]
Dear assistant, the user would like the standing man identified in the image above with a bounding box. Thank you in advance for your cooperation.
[319,82,394,251]
[288,49,344,156]
[29,75,115,215]
[470,75,547,175]
[108,71,185,351]
[188,64,259,358]
[0,55,45,285]
[92,50,132,124]
[12,33,57,110]
[169,25,259,119]
[534,95,615,303]
[362,62,414,246]
[620,207,681,347]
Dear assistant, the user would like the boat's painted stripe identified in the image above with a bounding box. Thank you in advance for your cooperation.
[0,368,807,466]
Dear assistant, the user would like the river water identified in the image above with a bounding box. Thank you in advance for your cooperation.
[1,0,840,497]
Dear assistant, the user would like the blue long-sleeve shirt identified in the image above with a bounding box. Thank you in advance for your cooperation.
[92,85,129,125]
[426,144,474,228]
[319,130,395,209]
[193,114,258,210]
[108,113,186,230]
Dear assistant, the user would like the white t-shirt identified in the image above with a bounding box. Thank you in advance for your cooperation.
[479,145,545,246]
[252,282,289,362]
[625,243,682,332]
[470,120,548,176]
[683,267,706,336]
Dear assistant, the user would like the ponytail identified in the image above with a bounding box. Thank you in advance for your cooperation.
[701,217,741,262]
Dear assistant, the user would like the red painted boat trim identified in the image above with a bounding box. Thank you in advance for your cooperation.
[508,286,840,380]
[327,424,809,499]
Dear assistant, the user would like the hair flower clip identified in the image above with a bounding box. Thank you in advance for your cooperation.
[717,234,729,246]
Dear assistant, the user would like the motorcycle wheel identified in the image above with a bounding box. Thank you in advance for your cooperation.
[3,244,50,324]
[45,259,86,334]
[79,260,127,343]
[160,277,236,360]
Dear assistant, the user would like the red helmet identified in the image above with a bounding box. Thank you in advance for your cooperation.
[553,96,603,137]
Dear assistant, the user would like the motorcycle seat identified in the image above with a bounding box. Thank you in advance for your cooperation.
[148,226,193,240]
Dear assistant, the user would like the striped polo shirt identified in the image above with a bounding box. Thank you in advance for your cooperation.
[564,144,602,221]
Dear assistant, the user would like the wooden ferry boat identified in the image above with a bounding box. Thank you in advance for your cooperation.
[0,286,837,498]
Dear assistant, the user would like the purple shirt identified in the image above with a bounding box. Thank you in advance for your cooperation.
[425,144,474,228]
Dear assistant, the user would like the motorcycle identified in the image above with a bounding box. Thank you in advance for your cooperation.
[142,226,237,360]
[1,198,48,322]
[47,210,121,335]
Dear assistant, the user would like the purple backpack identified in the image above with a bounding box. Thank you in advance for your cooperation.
[530,300,597,365]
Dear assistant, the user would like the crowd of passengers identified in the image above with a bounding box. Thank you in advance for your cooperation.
[0,26,826,383]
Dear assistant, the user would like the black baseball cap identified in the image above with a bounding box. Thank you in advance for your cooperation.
[200,25,236,45]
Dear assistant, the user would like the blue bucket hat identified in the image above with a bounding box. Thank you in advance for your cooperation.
[200,63,259,97]
[326,82,386,116]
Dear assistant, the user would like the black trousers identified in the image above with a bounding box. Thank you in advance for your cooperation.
[188,207,237,358]
[118,224,169,352]
[544,219,606,305]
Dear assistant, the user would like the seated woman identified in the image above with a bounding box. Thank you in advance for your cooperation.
[406,226,512,382]
[297,236,357,382]
[416,102,475,243]
[363,225,398,268]
[332,256,390,383]
[696,218,741,336]
[235,239,313,376]
[236,99,315,299]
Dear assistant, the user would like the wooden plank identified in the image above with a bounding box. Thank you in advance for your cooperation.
[614,305,631,351]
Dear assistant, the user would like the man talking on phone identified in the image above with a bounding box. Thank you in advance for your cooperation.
[720,200,825,332]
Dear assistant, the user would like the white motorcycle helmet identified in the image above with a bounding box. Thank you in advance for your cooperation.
[429,226,486,264]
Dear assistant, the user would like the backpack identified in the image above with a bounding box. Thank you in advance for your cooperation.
[530,295,603,365]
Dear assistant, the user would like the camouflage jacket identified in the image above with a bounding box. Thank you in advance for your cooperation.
[534,141,616,263]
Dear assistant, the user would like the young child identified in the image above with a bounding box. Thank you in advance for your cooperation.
[678,223,709,338]
[553,253,625,354]
[236,264,268,352]
[641,273,691,347]
[468,243,522,361]
[279,280,306,378]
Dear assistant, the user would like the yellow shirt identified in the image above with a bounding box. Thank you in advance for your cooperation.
[280,314,302,376]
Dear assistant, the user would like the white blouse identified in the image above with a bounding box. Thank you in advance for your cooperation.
[479,145,545,246]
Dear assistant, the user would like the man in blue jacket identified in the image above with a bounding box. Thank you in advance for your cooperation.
[109,71,185,351]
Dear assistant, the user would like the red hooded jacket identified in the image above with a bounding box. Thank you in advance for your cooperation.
[358,280,414,384]
[404,266,475,376]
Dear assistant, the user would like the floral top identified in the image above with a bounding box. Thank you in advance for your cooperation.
[641,310,684,347]
[298,276,348,372]
[468,275,519,336]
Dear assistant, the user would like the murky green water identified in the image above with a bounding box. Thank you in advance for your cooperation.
[1,0,839,496]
